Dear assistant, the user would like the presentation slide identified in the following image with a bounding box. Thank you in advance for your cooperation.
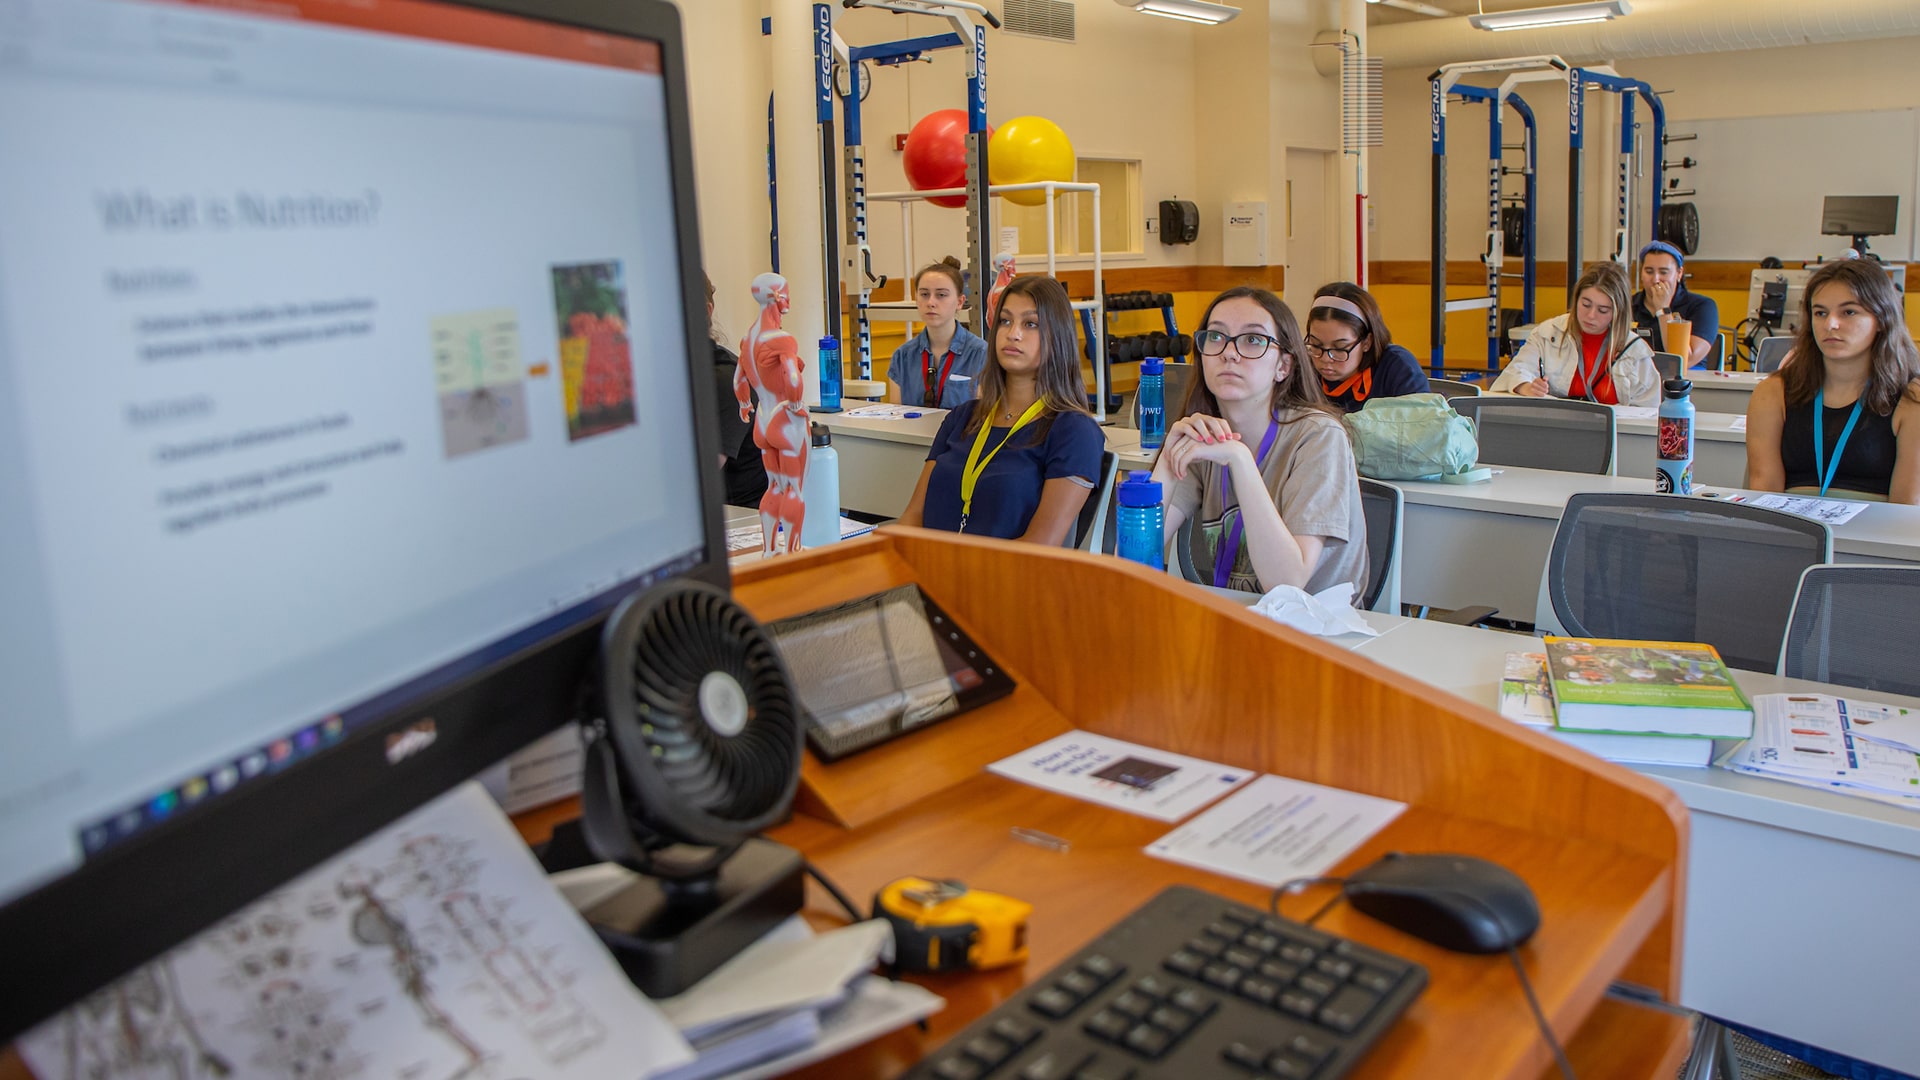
[0,0,703,899]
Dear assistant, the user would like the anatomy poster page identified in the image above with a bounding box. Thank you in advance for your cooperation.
[19,784,694,1080]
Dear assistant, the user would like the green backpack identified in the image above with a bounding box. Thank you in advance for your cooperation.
[1343,393,1491,484]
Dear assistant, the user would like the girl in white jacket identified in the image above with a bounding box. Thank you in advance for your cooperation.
[1491,262,1660,406]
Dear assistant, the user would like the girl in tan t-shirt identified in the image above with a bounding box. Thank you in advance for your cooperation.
[1149,287,1369,596]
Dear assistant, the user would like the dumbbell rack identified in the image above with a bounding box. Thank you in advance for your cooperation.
[1084,291,1189,414]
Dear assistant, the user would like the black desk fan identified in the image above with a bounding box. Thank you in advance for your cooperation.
[578,580,807,997]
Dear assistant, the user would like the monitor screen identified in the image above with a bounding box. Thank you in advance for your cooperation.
[1820,195,1900,237]
[0,0,724,1037]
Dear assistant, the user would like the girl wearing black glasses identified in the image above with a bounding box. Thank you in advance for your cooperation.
[1148,287,1369,596]
[1304,282,1430,413]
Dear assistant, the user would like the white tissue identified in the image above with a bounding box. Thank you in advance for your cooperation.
[1247,582,1379,637]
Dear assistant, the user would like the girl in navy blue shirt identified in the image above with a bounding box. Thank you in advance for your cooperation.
[1304,282,1430,413]
[898,275,1104,543]
[887,256,989,409]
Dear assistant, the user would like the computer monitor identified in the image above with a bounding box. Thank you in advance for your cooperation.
[1821,195,1900,238]
[0,0,725,1040]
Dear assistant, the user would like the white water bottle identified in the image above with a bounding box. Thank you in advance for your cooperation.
[800,423,841,548]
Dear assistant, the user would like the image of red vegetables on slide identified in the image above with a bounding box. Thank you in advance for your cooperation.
[552,260,638,441]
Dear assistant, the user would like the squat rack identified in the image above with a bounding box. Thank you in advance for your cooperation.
[826,0,995,383]
[1428,56,1568,375]
[1566,66,1666,297]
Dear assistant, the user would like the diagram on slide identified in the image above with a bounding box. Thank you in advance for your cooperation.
[550,261,637,442]
[19,785,690,1080]
[431,309,530,459]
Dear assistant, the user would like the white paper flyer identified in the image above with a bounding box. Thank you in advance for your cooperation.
[987,731,1255,822]
[1146,774,1407,887]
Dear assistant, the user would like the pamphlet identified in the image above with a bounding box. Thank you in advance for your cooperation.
[1719,694,1920,807]
[843,403,939,420]
[727,516,876,554]
[1701,491,1866,525]
[1145,774,1406,888]
[988,731,1254,822]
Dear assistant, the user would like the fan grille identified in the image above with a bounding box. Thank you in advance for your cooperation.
[619,587,800,826]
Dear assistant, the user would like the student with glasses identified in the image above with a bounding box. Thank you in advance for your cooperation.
[1148,287,1369,596]
[1491,261,1660,406]
[1304,282,1430,413]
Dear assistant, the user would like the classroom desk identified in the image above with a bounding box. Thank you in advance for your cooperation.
[1612,410,1747,488]
[817,410,1156,517]
[1682,370,1765,415]
[1390,466,1920,618]
[1319,609,1920,1073]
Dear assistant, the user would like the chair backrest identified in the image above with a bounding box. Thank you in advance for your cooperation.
[1070,450,1120,553]
[1534,493,1833,672]
[1427,378,1482,400]
[1451,396,1618,475]
[1754,335,1794,374]
[1357,478,1402,614]
[1651,352,1683,383]
[1778,565,1920,696]
[1705,331,1726,372]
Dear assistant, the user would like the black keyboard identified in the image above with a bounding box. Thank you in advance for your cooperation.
[905,885,1426,1080]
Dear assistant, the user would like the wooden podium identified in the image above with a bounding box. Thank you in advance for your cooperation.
[736,526,1691,1080]
[2,526,1690,1080]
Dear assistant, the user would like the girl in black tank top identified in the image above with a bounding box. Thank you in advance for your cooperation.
[1779,397,1898,496]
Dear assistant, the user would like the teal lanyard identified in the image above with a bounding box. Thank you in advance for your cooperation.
[1813,389,1865,497]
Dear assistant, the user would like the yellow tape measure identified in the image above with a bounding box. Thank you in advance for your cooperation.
[875,876,1032,973]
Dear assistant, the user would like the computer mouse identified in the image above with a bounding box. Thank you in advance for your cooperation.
[1343,852,1541,954]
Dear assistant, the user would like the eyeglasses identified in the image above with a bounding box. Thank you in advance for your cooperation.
[1196,330,1278,358]
[1302,339,1359,362]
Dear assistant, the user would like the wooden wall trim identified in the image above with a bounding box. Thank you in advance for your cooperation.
[841,264,1284,312]
[1370,259,1808,292]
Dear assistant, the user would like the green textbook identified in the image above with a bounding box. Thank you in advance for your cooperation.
[1543,637,1755,739]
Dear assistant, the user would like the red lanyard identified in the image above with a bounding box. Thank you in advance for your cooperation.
[923,345,957,407]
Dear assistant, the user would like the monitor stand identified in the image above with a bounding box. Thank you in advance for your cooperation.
[580,837,806,999]
[1850,234,1882,260]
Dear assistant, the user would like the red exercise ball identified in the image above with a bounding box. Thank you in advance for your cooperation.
[903,109,990,209]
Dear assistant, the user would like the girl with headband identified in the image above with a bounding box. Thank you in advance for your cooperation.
[1492,262,1660,406]
[1304,283,1431,413]
[898,275,1104,540]
[1149,287,1369,596]
[1747,258,1920,503]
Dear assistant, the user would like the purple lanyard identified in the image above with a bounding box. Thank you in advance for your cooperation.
[1212,419,1280,588]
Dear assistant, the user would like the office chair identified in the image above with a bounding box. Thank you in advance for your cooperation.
[1357,479,1401,615]
[1426,378,1481,400]
[1452,396,1618,475]
[1535,493,1833,673]
[1651,352,1683,383]
[1704,331,1726,372]
[1778,564,1920,697]
[1070,450,1120,554]
[1753,335,1794,374]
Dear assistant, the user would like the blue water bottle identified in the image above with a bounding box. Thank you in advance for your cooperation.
[817,336,842,413]
[1656,378,1694,495]
[1115,470,1165,570]
[1137,357,1166,450]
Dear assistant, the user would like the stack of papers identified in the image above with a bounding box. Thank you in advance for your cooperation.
[1695,491,1867,525]
[726,516,877,555]
[551,866,944,1080]
[1719,694,1920,808]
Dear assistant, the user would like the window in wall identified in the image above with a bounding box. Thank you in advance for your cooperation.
[1005,157,1142,258]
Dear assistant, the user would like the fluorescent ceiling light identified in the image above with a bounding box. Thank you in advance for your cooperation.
[1113,0,1241,25]
[1371,0,1455,16]
[1468,0,1629,32]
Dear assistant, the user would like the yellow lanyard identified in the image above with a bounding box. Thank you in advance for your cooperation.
[958,399,1047,532]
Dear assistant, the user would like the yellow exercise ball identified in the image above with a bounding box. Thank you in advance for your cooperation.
[987,116,1075,206]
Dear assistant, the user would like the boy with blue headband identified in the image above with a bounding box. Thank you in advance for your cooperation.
[1632,240,1719,367]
